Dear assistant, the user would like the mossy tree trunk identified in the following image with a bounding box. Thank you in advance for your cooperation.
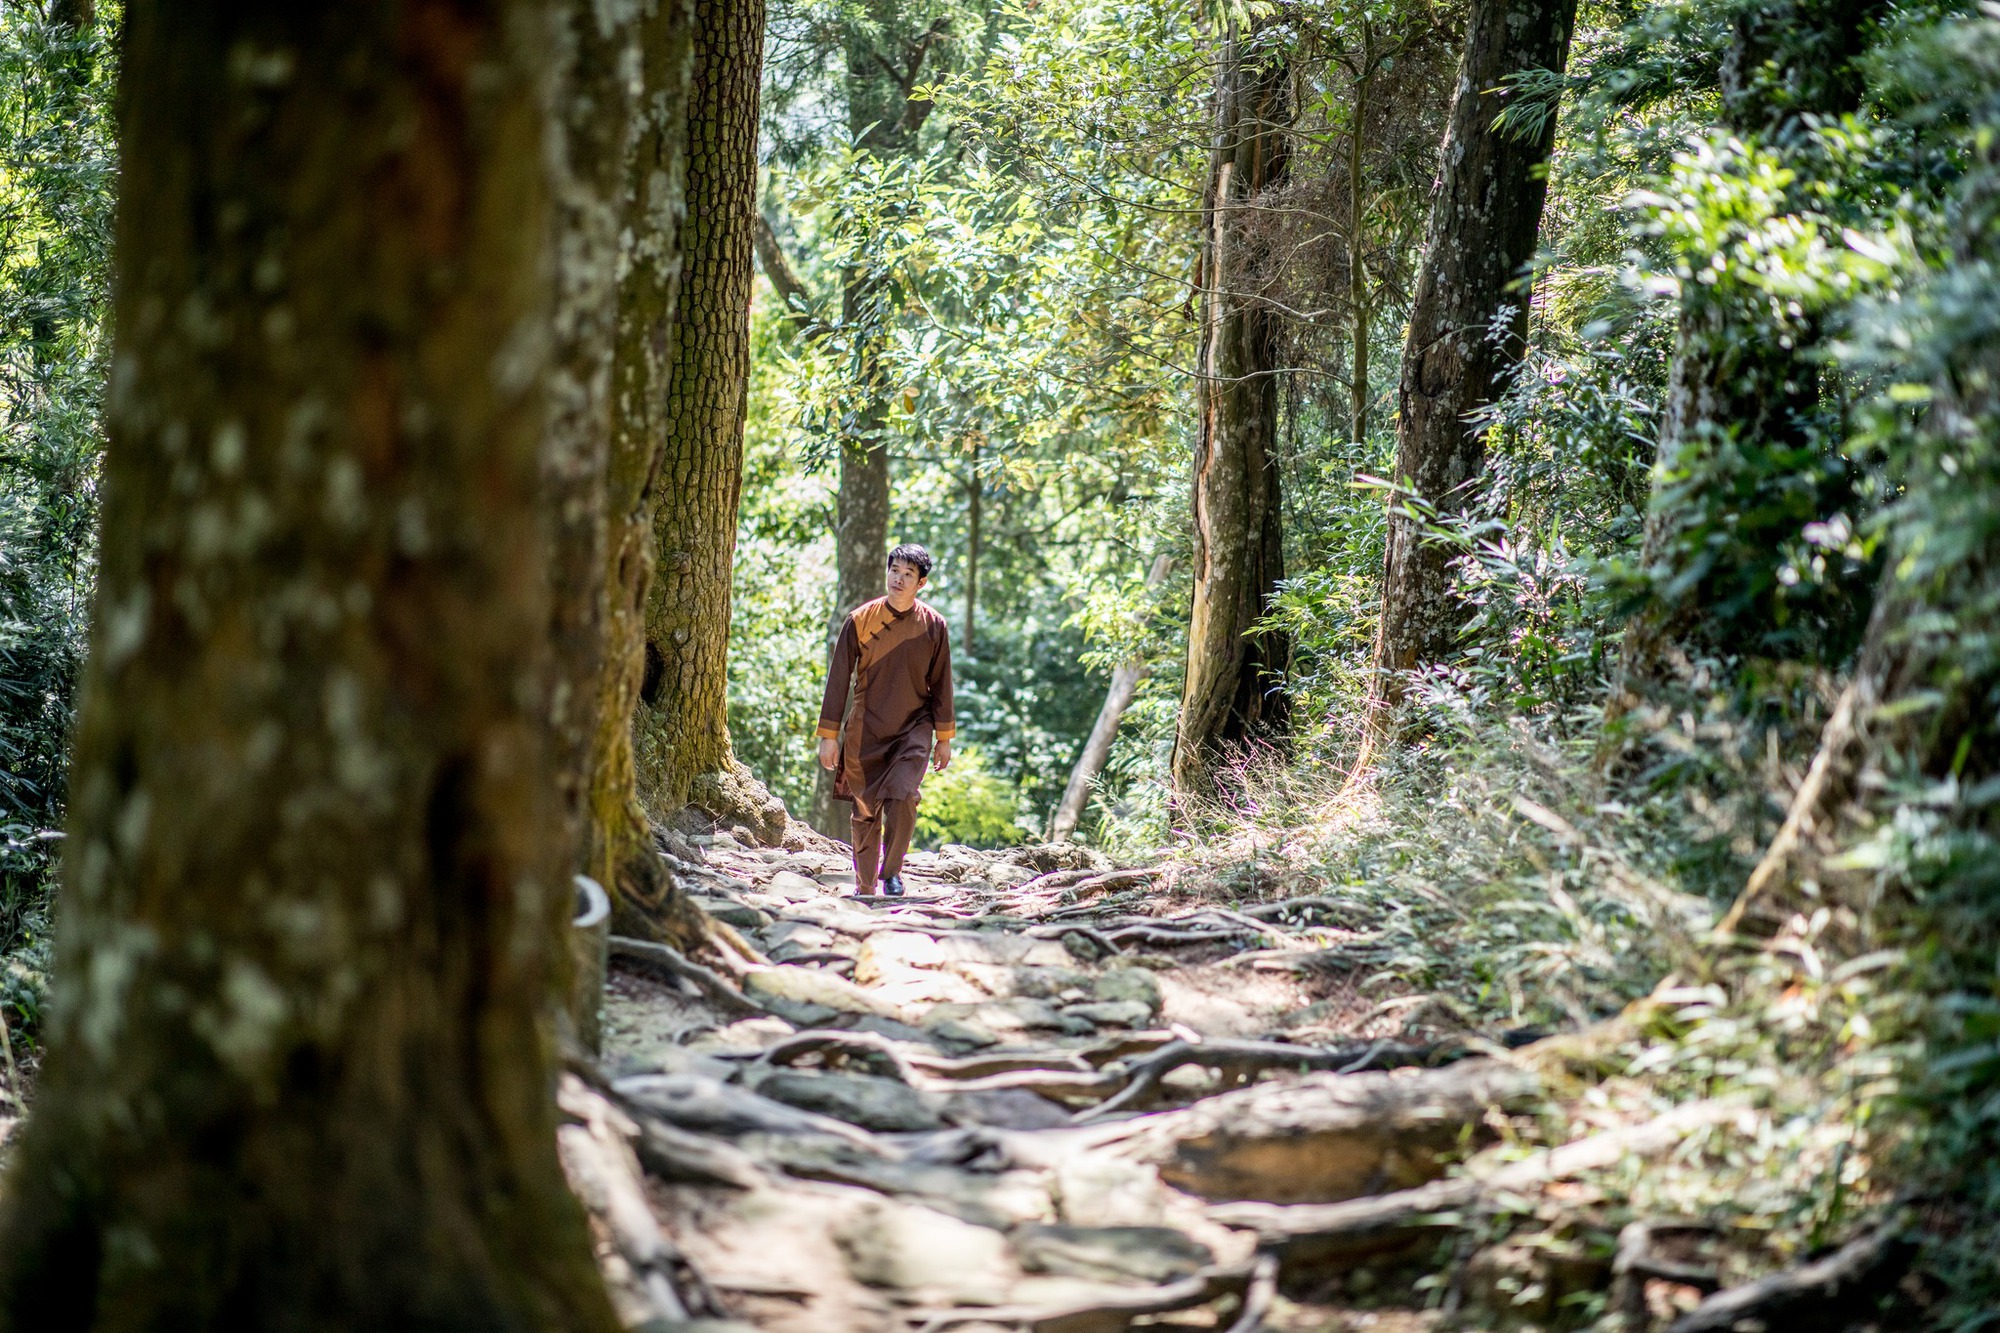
[0,3,619,1329]
[587,0,711,943]
[634,0,789,847]
[1368,0,1575,721]
[546,0,637,909]
[1171,18,1292,796]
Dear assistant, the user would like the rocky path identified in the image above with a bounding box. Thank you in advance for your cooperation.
[556,834,1704,1333]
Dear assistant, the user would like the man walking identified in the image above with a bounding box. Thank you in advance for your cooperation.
[816,544,955,897]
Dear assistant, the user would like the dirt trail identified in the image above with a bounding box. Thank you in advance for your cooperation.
[560,834,1593,1332]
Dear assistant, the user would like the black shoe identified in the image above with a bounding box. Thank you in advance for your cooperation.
[882,874,906,898]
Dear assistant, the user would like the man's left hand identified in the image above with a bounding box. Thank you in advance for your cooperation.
[932,738,952,773]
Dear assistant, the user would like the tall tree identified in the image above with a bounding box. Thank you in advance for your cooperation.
[785,4,958,833]
[585,0,713,943]
[1172,17,1293,795]
[0,2,618,1327]
[1368,0,1577,719]
[1613,0,1887,698]
[634,0,790,846]
[546,0,639,926]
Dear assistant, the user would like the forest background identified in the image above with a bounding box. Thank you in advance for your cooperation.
[0,0,1995,1322]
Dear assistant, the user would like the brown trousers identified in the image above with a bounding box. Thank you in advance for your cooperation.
[851,797,916,891]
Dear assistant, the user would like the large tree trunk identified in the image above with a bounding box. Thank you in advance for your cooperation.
[546,0,636,909]
[1171,19,1293,796]
[0,3,618,1328]
[1613,0,1885,697]
[588,0,708,945]
[633,0,789,847]
[1368,0,1576,719]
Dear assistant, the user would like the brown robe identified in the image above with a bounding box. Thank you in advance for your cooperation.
[817,597,955,816]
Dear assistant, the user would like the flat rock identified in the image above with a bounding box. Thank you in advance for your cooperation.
[1010,843,1112,874]
[945,1089,1076,1131]
[1012,966,1095,1002]
[834,1197,1017,1305]
[685,1016,797,1053]
[1090,968,1162,1011]
[1054,1153,1167,1227]
[764,870,823,903]
[1012,1223,1214,1284]
[1061,1000,1154,1029]
[755,1070,945,1133]
[693,897,769,930]
[761,921,835,953]
[744,966,901,1022]
[1117,1059,1542,1205]
[614,1073,880,1148]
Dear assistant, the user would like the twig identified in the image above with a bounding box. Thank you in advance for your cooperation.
[1225,1254,1279,1333]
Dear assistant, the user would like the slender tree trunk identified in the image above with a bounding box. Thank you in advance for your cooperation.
[588,0,711,944]
[1368,0,1576,720]
[0,3,618,1328]
[633,0,789,846]
[1347,25,1373,446]
[1172,20,1292,795]
[1053,553,1174,841]
[965,440,981,658]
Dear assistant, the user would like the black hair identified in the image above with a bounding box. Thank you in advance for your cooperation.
[887,543,933,579]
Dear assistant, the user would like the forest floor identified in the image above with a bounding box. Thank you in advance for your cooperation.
[562,828,1848,1333]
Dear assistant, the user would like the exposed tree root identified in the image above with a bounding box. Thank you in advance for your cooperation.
[1073,1037,1479,1123]
[687,759,792,847]
[1664,1220,1913,1333]
[557,1075,726,1324]
[909,1263,1255,1333]
[1208,1099,1741,1270]
[610,935,767,1018]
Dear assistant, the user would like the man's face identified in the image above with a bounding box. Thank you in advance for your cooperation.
[886,559,927,602]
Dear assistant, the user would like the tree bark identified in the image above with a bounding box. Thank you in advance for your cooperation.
[633,0,789,847]
[1053,553,1174,841]
[588,0,710,945]
[0,3,618,1329]
[1368,0,1576,718]
[1172,19,1292,795]
[545,0,637,923]
[1347,23,1373,446]
[964,440,981,658]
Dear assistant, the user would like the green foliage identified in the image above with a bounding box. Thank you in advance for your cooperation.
[912,744,1030,848]
[0,6,116,961]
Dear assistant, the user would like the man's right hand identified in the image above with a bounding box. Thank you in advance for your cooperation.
[817,737,839,771]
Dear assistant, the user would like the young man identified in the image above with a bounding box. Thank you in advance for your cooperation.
[816,544,955,897]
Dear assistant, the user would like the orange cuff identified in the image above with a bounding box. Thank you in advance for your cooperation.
[934,726,956,741]
[815,724,840,740]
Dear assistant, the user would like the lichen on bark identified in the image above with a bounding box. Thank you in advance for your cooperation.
[0,3,620,1327]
